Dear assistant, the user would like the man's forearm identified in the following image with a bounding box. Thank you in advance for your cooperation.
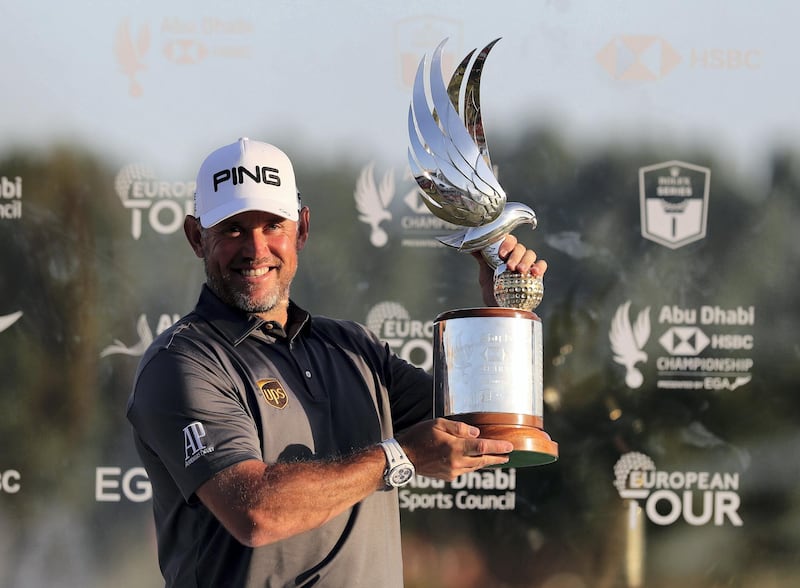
[197,445,387,547]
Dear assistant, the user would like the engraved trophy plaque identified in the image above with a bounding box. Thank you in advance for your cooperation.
[408,39,557,467]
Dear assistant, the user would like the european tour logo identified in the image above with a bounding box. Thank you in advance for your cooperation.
[259,379,288,410]
[114,164,194,239]
[614,451,743,527]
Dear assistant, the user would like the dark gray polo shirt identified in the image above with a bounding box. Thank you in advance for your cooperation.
[127,286,432,588]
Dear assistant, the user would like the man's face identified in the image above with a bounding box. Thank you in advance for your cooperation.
[185,208,309,323]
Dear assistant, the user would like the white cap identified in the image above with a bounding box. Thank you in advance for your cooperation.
[194,137,300,227]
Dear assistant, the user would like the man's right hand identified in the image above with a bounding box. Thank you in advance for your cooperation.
[395,418,514,482]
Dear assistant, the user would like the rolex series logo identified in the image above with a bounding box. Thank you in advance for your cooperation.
[258,379,288,409]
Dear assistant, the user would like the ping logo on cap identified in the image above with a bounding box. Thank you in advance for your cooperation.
[258,378,288,409]
[213,165,282,192]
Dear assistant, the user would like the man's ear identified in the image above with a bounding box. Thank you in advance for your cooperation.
[296,206,310,252]
[184,216,205,258]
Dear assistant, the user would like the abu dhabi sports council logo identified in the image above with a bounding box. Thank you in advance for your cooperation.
[354,162,458,248]
[115,17,253,97]
[596,35,682,81]
[115,164,195,239]
[366,302,434,371]
[0,311,22,333]
[401,469,518,513]
[639,161,710,249]
[100,313,180,358]
[0,176,23,220]
[614,451,742,526]
[609,301,755,391]
[610,301,651,389]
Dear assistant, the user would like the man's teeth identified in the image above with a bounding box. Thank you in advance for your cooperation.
[241,267,271,277]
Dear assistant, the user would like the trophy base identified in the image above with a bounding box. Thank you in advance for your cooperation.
[449,412,558,468]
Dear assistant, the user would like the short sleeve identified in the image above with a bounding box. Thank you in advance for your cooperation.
[127,346,263,501]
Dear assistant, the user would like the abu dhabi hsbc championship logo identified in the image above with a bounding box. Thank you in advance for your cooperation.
[115,17,254,98]
[639,161,711,249]
[609,300,755,392]
[614,451,742,527]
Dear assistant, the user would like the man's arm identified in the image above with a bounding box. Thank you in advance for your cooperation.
[196,418,513,547]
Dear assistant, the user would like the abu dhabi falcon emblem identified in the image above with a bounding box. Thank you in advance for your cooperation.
[609,301,651,389]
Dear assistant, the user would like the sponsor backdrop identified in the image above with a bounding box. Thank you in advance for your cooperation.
[1,2,798,587]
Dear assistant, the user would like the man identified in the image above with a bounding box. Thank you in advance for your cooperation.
[127,137,547,587]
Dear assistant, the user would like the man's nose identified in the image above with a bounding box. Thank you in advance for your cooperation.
[241,230,271,258]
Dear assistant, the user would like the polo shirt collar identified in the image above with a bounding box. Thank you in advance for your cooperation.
[194,285,311,346]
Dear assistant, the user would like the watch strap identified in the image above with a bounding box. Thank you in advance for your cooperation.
[379,438,415,488]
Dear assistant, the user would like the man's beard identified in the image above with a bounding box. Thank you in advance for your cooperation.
[205,263,290,315]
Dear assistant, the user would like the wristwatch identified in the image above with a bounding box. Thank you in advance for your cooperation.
[379,438,415,488]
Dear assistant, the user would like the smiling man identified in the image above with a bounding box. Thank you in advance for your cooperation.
[127,137,547,587]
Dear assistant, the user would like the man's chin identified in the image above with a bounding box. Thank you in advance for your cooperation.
[229,291,283,315]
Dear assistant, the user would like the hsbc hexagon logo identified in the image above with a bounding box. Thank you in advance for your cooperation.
[596,35,682,81]
[659,326,710,356]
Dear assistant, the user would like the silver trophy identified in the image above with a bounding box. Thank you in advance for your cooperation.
[408,38,557,467]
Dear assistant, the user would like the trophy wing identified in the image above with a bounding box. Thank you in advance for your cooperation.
[437,202,537,253]
[408,39,506,227]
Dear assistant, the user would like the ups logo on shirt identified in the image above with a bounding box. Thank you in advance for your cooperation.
[257,379,288,409]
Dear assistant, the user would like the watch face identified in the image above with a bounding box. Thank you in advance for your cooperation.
[389,465,414,487]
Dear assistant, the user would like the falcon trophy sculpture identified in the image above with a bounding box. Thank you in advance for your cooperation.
[408,38,543,311]
[407,38,558,467]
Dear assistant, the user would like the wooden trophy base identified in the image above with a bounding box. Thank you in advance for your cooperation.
[450,412,558,468]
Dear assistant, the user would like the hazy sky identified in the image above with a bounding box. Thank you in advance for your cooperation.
[0,1,796,183]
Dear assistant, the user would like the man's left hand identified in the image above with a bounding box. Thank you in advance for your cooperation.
[473,234,547,307]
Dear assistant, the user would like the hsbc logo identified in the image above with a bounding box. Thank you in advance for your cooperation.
[596,35,681,81]
[659,326,710,355]
[597,36,762,82]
